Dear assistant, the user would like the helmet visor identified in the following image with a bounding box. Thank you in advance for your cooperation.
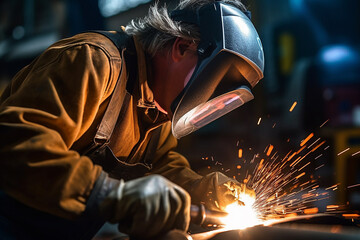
[172,86,254,139]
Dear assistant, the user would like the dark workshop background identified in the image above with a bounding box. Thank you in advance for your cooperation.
[1,0,360,210]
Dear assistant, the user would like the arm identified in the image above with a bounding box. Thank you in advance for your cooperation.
[149,122,203,194]
[0,38,118,219]
[149,122,255,211]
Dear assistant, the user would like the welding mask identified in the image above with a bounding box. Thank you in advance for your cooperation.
[170,1,264,139]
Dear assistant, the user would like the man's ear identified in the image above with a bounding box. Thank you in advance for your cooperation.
[171,37,195,62]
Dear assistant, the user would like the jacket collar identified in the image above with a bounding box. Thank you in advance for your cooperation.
[132,36,156,109]
[131,36,169,124]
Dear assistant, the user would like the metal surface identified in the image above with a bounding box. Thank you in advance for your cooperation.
[194,225,360,240]
[113,214,360,240]
[191,214,360,240]
[190,204,228,226]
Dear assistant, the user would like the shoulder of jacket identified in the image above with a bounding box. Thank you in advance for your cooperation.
[50,32,123,60]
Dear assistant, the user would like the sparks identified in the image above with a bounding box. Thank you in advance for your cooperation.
[266,144,274,156]
[347,183,360,189]
[352,150,360,156]
[289,101,297,112]
[295,172,306,179]
[337,148,350,156]
[257,117,262,125]
[311,141,326,152]
[238,149,243,158]
[304,207,318,214]
[342,214,360,219]
[300,133,314,147]
[307,138,321,149]
[319,119,329,128]
[325,184,339,190]
[211,129,335,228]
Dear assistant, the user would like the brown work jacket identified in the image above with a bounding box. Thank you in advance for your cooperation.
[0,31,202,220]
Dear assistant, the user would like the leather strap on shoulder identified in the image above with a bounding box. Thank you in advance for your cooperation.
[89,30,132,146]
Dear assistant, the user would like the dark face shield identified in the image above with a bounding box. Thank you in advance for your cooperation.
[170,2,265,139]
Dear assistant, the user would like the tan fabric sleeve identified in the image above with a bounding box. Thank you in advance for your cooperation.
[149,122,203,194]
[0,42,116,219]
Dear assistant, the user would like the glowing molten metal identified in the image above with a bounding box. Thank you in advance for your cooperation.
[221,193,263,230]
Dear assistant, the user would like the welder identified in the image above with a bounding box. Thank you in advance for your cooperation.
[0,0,264,239]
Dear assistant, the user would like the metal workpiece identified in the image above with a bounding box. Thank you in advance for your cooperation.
[195,225,360,240]
[116,230,193,240]
[190,204,228,226]
[114,213,360,240]
[190,214,360,240]
[157,230,194,240]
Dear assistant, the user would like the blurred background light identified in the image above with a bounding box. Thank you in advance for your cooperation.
[98,0,152,17]
[321,45,358,64]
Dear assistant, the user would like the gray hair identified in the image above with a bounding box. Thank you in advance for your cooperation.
[125,0,247,56]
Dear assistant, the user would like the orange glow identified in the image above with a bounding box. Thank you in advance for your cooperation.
[326,205,339,209]
[342,214,360,219]
[237,165,241,169]
[267,195,275,202]
[282,151,292,162]
[266,144,274,156]
[302,193,314,199]
[295,172,305,179]
[300,181,310,187]
[331,226,342,233]
[258,159,264,170]
[304,208,319,215]
[287,152,297,162]
[290,156,301,167]
[298,162,311,171]
[238,149,243,158]
[289,101,297,112]
[311,141,326,152]
[300,133,314,147]
[221,193,262,230]
[296,145,307,154]
[285,213,297,218]
[280,151,293,168]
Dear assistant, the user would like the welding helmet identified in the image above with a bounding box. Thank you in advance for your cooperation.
[170,1,264,139]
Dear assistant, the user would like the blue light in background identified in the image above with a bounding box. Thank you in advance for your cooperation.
[318,44,360,85]
[321,45,357,64]
[98,0,152,17]
[289,0,305,13]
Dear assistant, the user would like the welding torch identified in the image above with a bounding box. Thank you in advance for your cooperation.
[190,204,228,226]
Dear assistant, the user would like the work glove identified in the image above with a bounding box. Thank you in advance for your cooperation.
[98,174,191,239]
[189,172,255,211]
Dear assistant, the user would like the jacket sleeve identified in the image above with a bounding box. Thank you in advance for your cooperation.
[0,41,117,219]
[149,122,203,194]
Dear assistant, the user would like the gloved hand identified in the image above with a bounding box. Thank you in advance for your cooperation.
[189,172,255,211]
[99,174,190,239]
